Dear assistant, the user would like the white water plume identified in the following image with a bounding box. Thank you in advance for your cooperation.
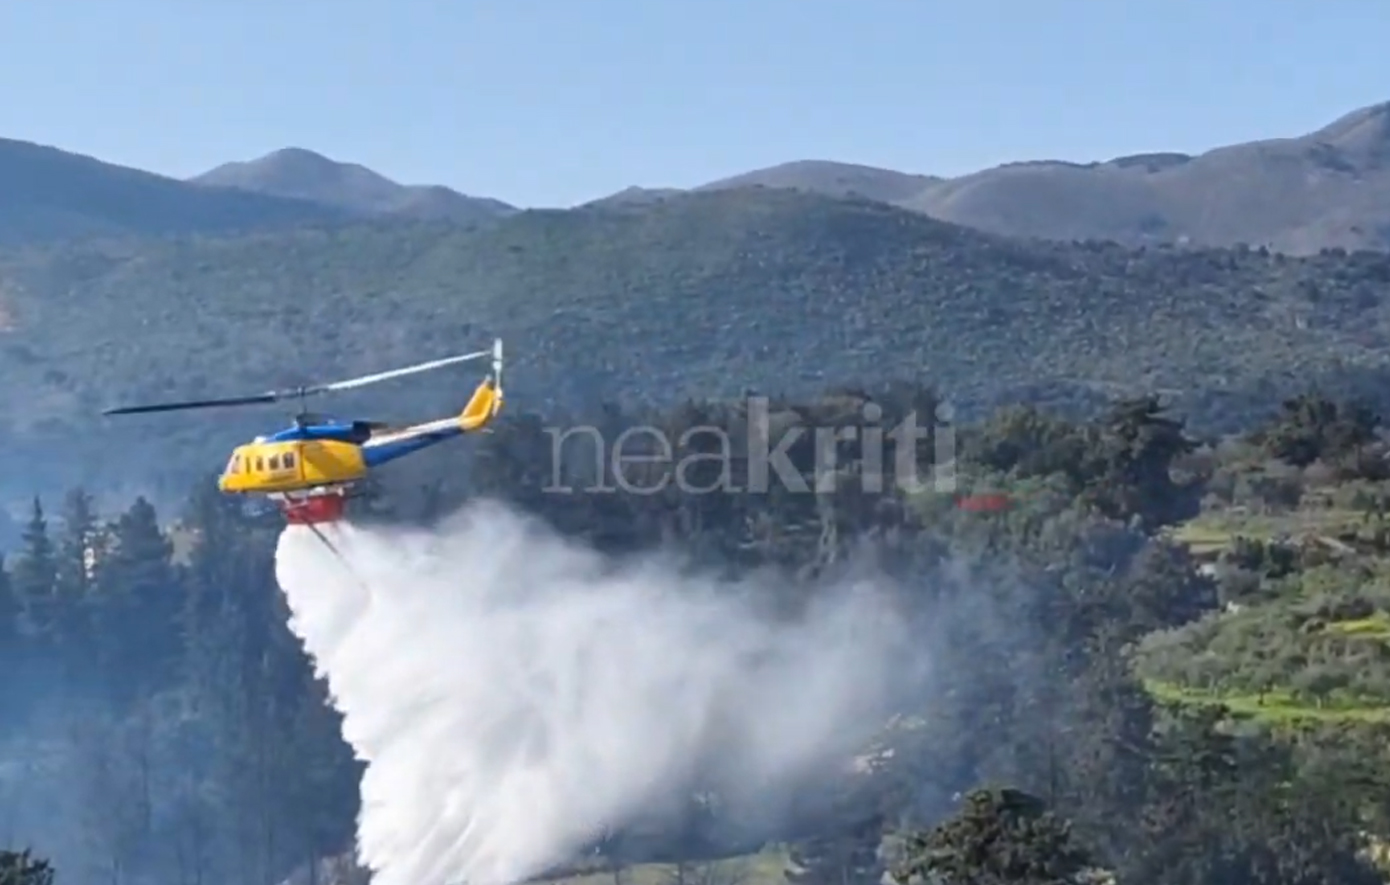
[274,499,931,885]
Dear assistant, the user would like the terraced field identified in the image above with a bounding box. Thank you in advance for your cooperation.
[1145,681,1390,724]
[1152,490,1390,726]
[1166,505,1377,556]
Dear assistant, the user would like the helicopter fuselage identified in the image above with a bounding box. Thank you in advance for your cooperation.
[217,419,468,496]
[219,432,367,496]
[214,375,502,524]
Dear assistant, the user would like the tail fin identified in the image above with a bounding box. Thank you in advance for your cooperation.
[459,340,505,432]
[459,379,501,431]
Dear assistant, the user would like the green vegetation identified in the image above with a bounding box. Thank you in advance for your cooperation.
[12,387,1390,884]
[888,789,1102,885]
[1133,396,1390,725]
[7,187,1390,510]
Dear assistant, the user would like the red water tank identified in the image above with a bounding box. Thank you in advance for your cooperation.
[282,494,347,525]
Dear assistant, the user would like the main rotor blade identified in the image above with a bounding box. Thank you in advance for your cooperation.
[104,346,495,417]
[304,349,492,395]
[103,393,279,415]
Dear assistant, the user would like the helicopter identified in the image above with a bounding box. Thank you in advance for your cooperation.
[103,338,505,527]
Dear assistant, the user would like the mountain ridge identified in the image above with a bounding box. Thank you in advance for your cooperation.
[2,98,1387,251]
[609,99,1390,254]
[0,137,348,245]
[191,147,518,223]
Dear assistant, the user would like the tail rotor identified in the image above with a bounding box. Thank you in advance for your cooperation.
[491,337,503,395]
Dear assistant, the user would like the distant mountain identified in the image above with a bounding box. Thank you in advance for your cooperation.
[583,186,684,208]
[595,100,1390,255]
[8,100,1389,254]
[906,100,1390,254]
[697,160,942,205]
[191,148,517,224]
[0,137,345,245]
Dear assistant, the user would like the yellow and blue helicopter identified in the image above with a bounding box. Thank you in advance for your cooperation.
[103,339,504,526]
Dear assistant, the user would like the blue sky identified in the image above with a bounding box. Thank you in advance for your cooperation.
[1,1,1385,208]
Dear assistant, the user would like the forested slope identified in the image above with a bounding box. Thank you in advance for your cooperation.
[6,188,1390,506]
[6,387,1390,885]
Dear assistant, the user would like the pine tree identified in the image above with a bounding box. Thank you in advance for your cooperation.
[92,497,180,700]
[274,666,362,880]
[0,552,16,648]
[0,848,56,885]
[55,488,101,603]
[52,488,105,677]
[0,553,19,721]
[11,497,57,643]
[891,788,1098,885]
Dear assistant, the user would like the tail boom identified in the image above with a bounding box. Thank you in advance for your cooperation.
[359,371,503,467]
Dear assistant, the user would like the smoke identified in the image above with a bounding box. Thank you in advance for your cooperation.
[274,499,933,885]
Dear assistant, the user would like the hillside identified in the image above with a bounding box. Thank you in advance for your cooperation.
[191,148,517,224]
[649,100,1390,254]
[583,185,685,207]
[4,188,1390,505]
[910,100,1390,254]
[1137,424,1390,727]
[0,138,347,245]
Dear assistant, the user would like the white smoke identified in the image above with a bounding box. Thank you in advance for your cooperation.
[274,499,931,885]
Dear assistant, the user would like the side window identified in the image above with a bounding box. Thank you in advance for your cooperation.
[283,452,296,469]
[268,455,281,470]
[255,457,264,471]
